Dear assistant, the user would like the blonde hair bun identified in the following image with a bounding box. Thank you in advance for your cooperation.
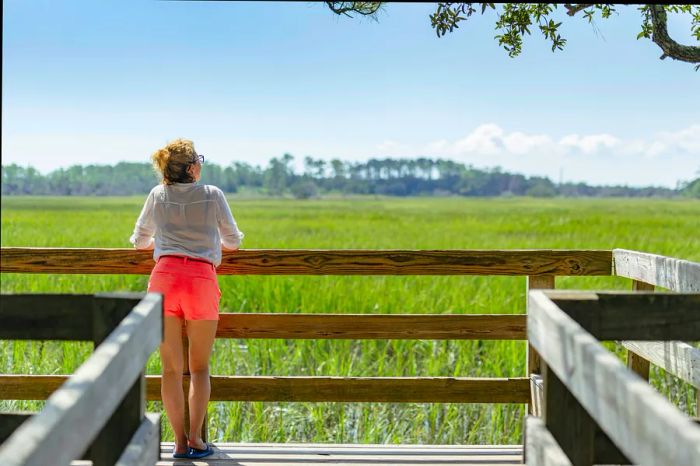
[150,138,197,184]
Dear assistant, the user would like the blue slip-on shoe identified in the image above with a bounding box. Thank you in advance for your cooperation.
[188,444,214,459]
[172,446,190,459]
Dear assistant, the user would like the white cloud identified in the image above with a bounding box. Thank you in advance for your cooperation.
[373,123,700,187]
[559,133,620,154]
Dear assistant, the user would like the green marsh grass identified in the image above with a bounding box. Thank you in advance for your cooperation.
[1,196,698,444]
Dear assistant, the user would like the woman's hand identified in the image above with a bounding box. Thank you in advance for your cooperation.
[222,245,239,252]
[135,238,155,250]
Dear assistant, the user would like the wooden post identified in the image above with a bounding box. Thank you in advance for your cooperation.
[543,364,629,466]
[626,280,654,381]
[527,275,554,416]
[88,297,146,466]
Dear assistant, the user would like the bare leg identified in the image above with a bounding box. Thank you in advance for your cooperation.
[160,316,187,454]
[186,319,218,449]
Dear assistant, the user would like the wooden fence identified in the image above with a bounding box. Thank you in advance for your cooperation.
[526,289,700,466]
[0,293,163,466]
[0,248,613,441]
[1,247,698,461]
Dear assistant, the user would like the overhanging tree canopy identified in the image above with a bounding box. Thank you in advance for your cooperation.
[325,3,700,68]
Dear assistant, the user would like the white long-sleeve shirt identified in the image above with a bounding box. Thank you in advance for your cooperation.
[130,183,244,266]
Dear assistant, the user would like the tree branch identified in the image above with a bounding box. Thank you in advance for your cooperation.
[649,5,700,64]
[325,2,382,18]
[563,4,594,17]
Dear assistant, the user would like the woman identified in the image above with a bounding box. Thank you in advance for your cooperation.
[130,138,244,459]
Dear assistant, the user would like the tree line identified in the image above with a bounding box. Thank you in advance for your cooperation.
[2,155,698,198]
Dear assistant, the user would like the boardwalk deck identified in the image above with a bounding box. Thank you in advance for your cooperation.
[138,443,520,465]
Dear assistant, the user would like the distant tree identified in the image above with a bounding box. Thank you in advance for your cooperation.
[291,180,319,199]
[264,153,295,195]
[680,177,700,198]
[526,178,557,197]
[325,3,700,68]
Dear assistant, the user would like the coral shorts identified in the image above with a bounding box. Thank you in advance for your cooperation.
[147,255,221,320]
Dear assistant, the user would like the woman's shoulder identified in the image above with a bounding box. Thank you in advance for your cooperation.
[202,184,225,197]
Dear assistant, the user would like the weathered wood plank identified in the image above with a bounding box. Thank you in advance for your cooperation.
[155,442,523,464]
[528,290,700,466]
[626,281,654,380]
[0,293,162,466]
[623,341,700,389]
[87,375,145,466]
[92,294,144,346]
[543,364,629,465]
[0,294,96,341]
[115,413,160,466]
[163,376,530,403]
[614,249,700,292]
[0,375,529,404]
[0,375,66,399]
[626,351,650,380]
[0,248,613,276]
[0,414,31,444]
[214,313,526,340]
[527,275,554,390]
[548,291,700,340]
[524,416,571,466]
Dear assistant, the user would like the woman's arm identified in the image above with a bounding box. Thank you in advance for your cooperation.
[215,188,244,251]
[130,190,156,250]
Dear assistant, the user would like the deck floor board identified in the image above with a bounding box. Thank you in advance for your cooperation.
[150,443,522,465]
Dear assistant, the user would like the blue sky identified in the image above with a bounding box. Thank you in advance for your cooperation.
[3,1,699,187]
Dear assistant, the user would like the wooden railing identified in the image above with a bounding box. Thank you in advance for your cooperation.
[526,290,700,466]
[613,249,700,417]
[1,247,697,457]
[0,293,163,466]
[0,248,613,442]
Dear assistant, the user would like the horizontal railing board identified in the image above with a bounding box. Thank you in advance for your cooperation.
[0,375,530,404]
[213,313,527,340]
[0,294,142,342]
[547,291,700,341]
[614,249,700,292]
[623,341,700,389]
[528,290,700,466]
[0,294,162,466]
[0,248,613,276]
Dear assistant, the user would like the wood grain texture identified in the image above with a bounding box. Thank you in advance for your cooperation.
[114,413,160,466]
[614,249,700,292]
[528,290,700,466]
[623,341,700,389]
[524,416,572,466]
[1,375,529,404]
[548,291,700,341]
[214,313,526,340]
[0,293,162,466]
[0,248,613,276]
[164,376,530,403]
